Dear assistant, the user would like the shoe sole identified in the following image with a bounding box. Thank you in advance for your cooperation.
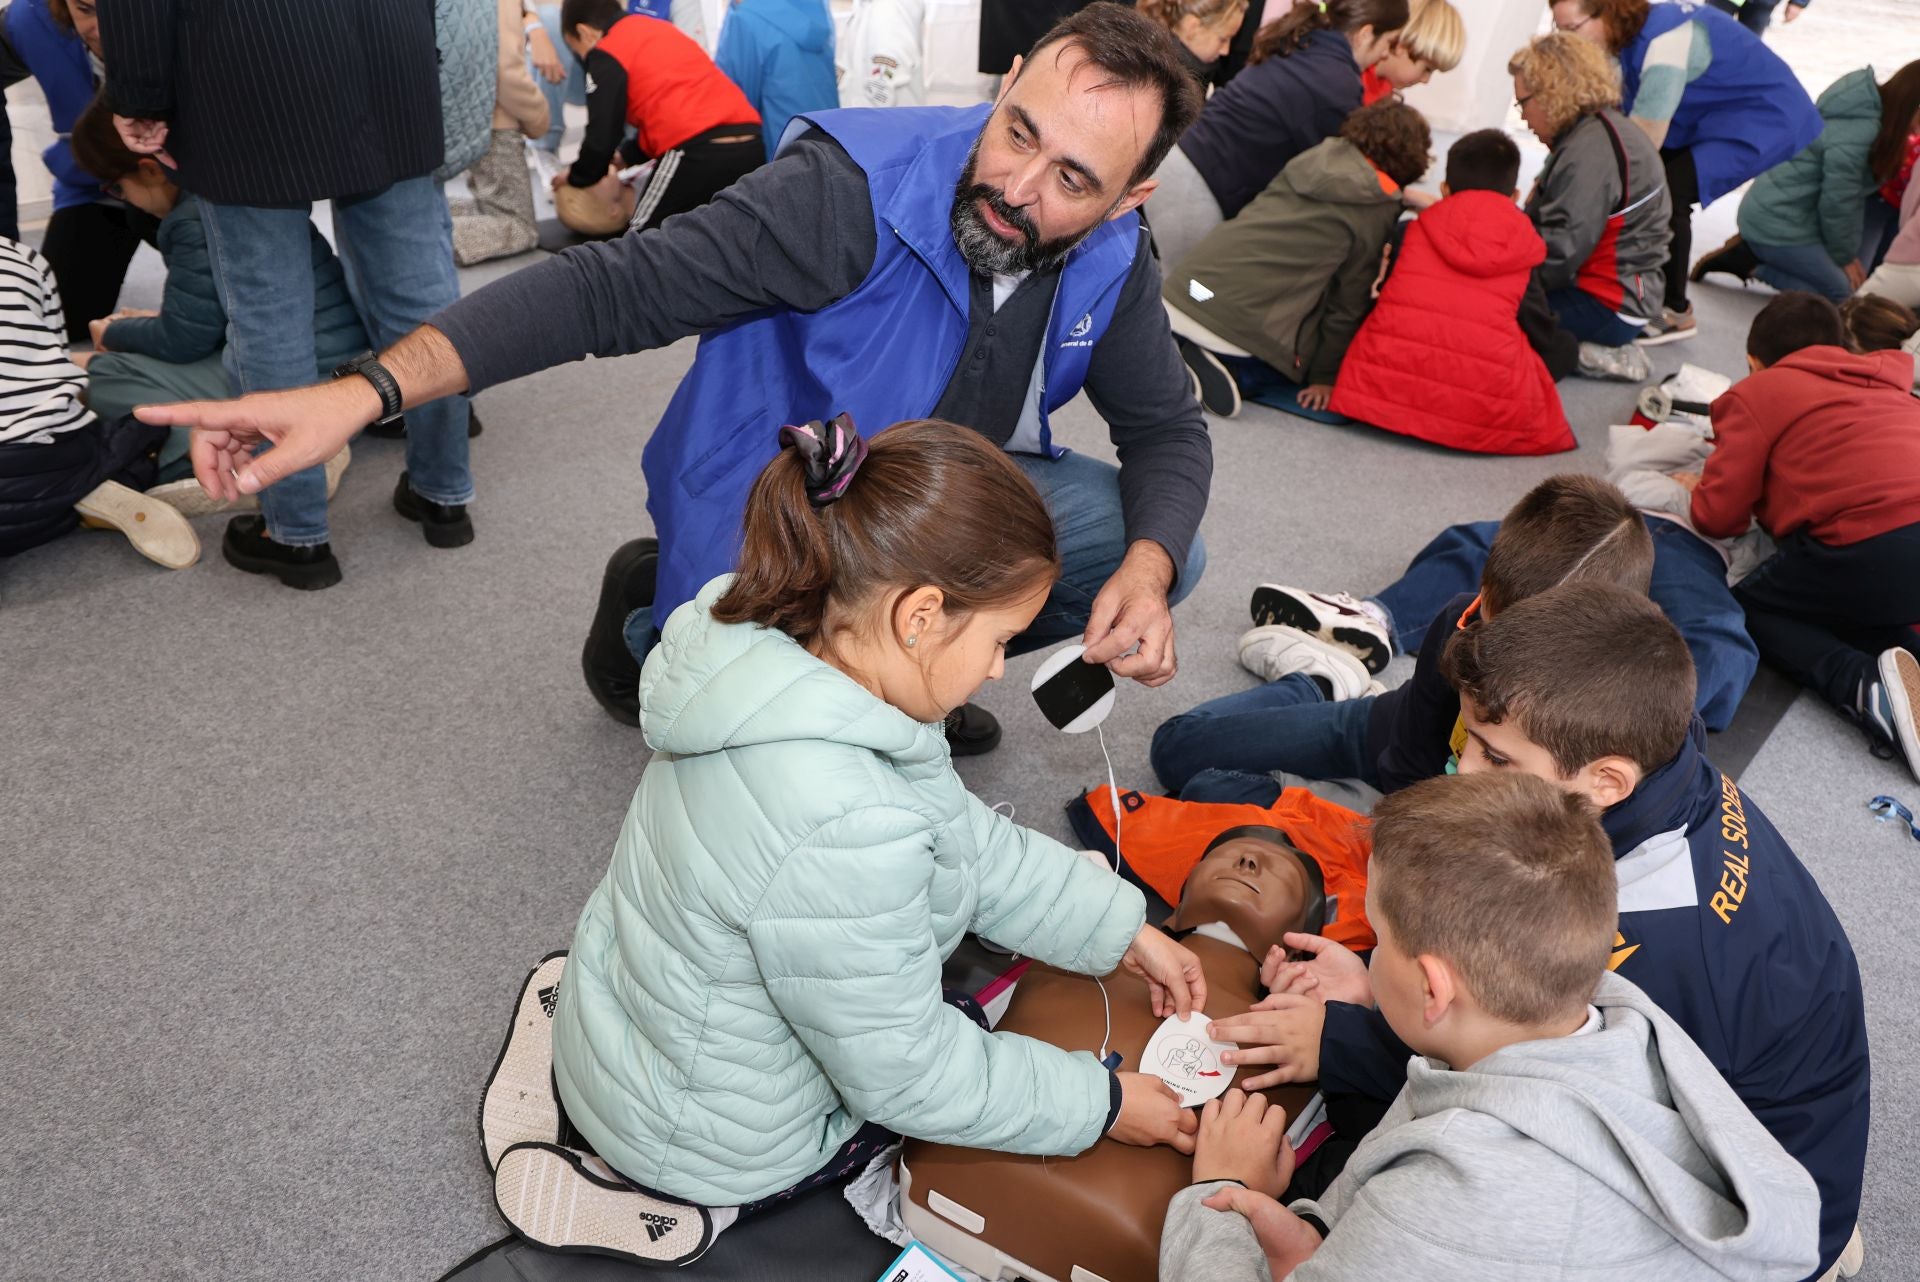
[1879,649,1920,784]
[1634,325,1696,348]
[1178,337,1241,419]
[221,530,342,590]
[480,951,569,1172]
[581,539,658,728]
[392,478,475,549]
[1249,584,1389,674]
[148,445,350,519]
[495,1142,713,1267]
[74,480,200,569]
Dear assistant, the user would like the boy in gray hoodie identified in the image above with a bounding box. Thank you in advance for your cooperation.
[1160,771,1820,1282]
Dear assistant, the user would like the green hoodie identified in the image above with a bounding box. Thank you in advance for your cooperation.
[1164,136,1405,385]
[1737,67,1881,266]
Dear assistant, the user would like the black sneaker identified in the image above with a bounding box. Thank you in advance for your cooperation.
[1689,235,1760,285]
[1175,335,1241,419]
[392,471,474,548]
[221,515,342,590]
[943,703,1002,756]
[479,951,568,1172]
[494,1142,715,1268]
[582,538,658,727]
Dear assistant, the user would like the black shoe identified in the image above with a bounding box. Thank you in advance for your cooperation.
[221,515,342,590]
[392,471,474,548]
[1175,335,1241,419]
[1689,235,1759,284]
[362,408,483,439]
[582,538,658,727]
[943,703,1002,756]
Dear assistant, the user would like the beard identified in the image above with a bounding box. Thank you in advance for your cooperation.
[948,135,1105,277]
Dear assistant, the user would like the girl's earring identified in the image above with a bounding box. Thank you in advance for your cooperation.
[905,634,918,648]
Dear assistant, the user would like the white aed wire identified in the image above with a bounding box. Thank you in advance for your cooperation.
[1094,721,1123,1065]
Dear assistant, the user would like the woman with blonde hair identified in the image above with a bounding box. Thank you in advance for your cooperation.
[1137,0,1250,87]
[1509,32,1671,381]
[1361,0,1464,103]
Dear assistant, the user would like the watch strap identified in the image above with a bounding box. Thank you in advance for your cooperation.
[334,352,404,423]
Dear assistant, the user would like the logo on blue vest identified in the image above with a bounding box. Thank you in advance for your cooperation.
[1060,312,1095,349]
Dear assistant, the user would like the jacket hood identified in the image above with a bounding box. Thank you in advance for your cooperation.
[638,575,944,765]
[1416,189,1546,277]
[1403,972,1820,1279]
[1816,66,1881,124]
[1282,137,1403,207]
[1763,344,1915,395]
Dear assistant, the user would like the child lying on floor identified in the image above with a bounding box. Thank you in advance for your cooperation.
[1161,770,1823,1282]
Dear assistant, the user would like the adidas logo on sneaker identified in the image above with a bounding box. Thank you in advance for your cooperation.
[639,1210,680,1242]
[537,984,559,1018]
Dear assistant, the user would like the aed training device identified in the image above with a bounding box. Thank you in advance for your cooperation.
[1030,643,1116,734]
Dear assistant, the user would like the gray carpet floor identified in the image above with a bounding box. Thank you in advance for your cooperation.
[2,220,1913,1281]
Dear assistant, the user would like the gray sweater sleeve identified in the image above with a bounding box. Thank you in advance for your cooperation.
[1080,229,1214,582]
[1530,120,1617,293]
[430,130,877,393]
[1161,1182,1274,1282]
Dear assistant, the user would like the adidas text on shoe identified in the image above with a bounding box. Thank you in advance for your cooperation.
[494,1142,715,1267]
[480,951,568,1171]
[1249,584,1390,673]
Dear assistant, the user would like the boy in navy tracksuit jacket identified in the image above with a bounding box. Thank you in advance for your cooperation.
[1240,585,1869,1279]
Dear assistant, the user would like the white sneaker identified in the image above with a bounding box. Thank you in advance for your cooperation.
[1577,341,1651,383]
[1876,648,1920,783]
[146,444,350,519]
[1238,625,1375,700]
[494,1142,717,1267]
[73,479,200,568]
[480,951,568,1172]
[1248,584,1391,673]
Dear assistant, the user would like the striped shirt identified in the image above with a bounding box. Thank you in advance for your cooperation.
[0,238,96,446]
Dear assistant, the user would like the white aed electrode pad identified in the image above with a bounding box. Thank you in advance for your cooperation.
[1140,1011,1238,1107]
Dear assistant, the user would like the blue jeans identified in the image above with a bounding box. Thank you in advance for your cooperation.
[1151,678,1380,796]
[201,178,471,546]
[1860,194,1898,272]
[1367,517,1757,731]
[623,449,1209,664]
[533,5,588,154]
[1546,287,1645,347]
[1748,239,1853,303]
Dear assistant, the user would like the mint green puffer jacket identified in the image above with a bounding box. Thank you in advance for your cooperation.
[551,577,1148,1205]
[1736,67,1882,265]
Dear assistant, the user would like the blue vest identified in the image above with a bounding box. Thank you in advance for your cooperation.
[1619,0,1820,205]
[640,104,1144,623]
[4,0,99,212]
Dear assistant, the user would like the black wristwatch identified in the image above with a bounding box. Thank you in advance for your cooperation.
[333,352,404,424]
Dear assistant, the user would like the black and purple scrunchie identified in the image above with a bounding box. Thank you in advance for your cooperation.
[780,412,868,507]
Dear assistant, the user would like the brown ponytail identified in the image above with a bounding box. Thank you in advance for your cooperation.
[1249,0,1409,65]
[712,419,1061,647]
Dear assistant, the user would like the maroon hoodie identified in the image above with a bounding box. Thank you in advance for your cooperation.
[1693,345,1920,545]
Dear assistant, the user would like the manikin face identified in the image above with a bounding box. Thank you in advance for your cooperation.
[1167,834,1314,953]
[950,40,1163,276]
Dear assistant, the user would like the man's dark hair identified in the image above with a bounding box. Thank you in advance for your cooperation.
[1338,99,1432,190]
[560,0,625,39]
[1440,582,1696,776]
[1748,291,1848,367]
[1480,474,1653,616]
[1445,129,1521,195]
[70,94,143,185]
[1023,2,1204,185]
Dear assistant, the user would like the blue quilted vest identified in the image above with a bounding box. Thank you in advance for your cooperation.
[4,0,98,212]
[639,103,1144,624]
[1619,0,1820,205]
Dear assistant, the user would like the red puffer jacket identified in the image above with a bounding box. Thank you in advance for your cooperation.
[1331,190,1573,456]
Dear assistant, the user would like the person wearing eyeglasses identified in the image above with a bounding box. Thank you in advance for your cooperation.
[1545,0,1818,349]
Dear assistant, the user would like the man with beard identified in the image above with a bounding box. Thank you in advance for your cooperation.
[141,3,1213,755]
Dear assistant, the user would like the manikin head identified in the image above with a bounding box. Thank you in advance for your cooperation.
[1164,826,1327,955]
[950,3,1201,277]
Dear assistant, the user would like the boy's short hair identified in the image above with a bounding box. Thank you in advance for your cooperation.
[560,0,625,38]
[1398,0,1466,73]
[1440,582,1697,776]
[1445,129,1520,195]
[69,96,143,185]
[1371,772,1617,1025]
[1338,100,1432,190]
[1747,292,1847,367]
[1840,293,1920,354]
[1479,474,1654,616]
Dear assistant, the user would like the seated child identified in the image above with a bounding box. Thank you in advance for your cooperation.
[1685,291,1920,779]
[1858,143,1920,308]
[1216,585,1870,1277]
[66,96,370,483]
[1164,771,1822,1282]
[553,0,764,237]
[477,419,1206,1266]
[1359,0,1464,105]
[1166,98,1431,417]
[1151,474,1659,801]
[0,235,196,568]
[1329,129,1574,455]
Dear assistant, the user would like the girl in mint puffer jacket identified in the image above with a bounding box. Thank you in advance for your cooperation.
[486,418,1208,1267]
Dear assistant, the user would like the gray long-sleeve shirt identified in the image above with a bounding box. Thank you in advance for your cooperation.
[430,128,1212,572]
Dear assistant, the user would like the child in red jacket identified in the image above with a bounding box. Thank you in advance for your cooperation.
[1330,130,1574,455]
[1684,291,1920,778]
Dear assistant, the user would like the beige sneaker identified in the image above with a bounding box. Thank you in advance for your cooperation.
[73,479,200,568]
[494,1142,716,1267]
[479,951,567,1172]
[146,444,350,519]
